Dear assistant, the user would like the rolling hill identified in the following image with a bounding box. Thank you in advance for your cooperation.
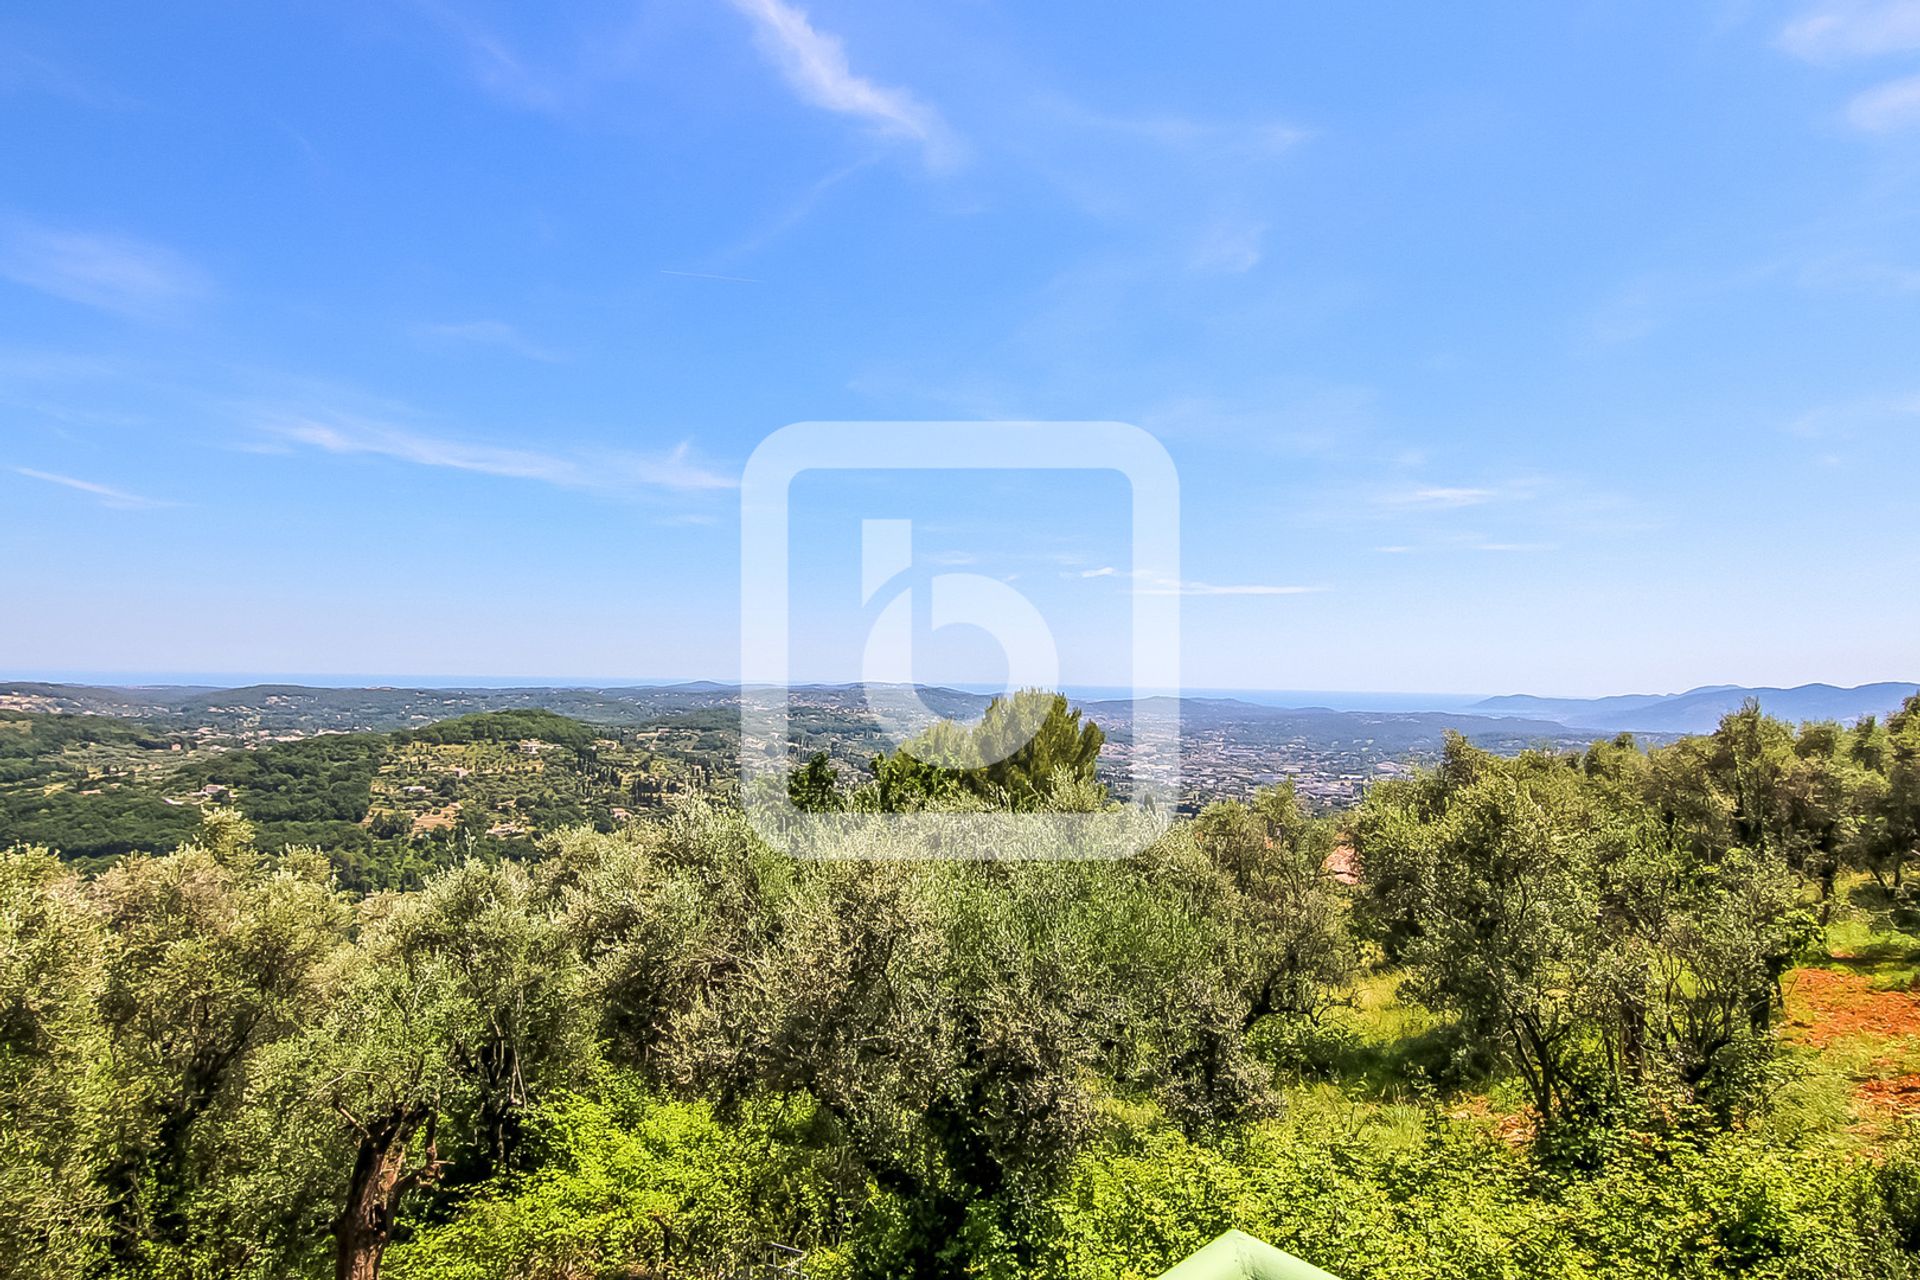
[1468,681,1918,735]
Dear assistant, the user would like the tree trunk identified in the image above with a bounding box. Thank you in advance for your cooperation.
[334,1107,436,1280]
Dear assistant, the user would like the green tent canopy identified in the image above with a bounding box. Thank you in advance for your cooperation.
[1155,1230,1342,1280]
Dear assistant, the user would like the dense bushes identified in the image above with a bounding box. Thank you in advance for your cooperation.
[384,1086,1920,1280]
[179,733,387,826]
[1038,1100,1911,1280]
[0,785,198,862]
[405,710,602,752]
[4,698,1920,1279]
[1355,726,1831,1137]
[384,1085,860,1280]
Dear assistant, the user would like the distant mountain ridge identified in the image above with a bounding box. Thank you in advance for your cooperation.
[0,680,1599,765]
[7,677,1911,742]
[1469,682,1918,735]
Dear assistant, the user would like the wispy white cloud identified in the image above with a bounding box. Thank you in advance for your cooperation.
[13,467,171,510]
[1143,579,1323,597]
[659,268,764,285]
[1048,100,1310,160]
[0,224,209,320]
[260,412,736,493]
[414,0,567,111]
[1369,536,1558,555]
[1380,485,1500,510]
[700,157,876,265]
[1010,99,1308,281]
[1189,216,1268,274]
[1779,2,1920,131]
[0,48,136,109]
[726,0,959,169]
[1586,262,1789,343]
[1075,566,1321,596]
[1138,387,1386,460]
[1785,391,1920,463]
[1788,391,1920,436]
[1795,252,1920,292]
[1847,71,1920,128]
[412,319,564,362]
[1358,474,1593,556]
[1780,0,1920,62]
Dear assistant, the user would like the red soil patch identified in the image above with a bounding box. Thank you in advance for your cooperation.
[1858,1074,1920,1114]
[1325,842,1359,886]
[1783,966,1920,1048]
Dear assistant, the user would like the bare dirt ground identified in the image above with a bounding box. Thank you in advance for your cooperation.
[1325,842,1359,886]
[1785,965,1920,1120]
[1857,1074,1920,1114]
[1784,967,1920,1048]
[412,803,461,834]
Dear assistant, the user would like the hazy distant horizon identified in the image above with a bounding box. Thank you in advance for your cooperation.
[5,670,1914,712]
[0,671,1497,707]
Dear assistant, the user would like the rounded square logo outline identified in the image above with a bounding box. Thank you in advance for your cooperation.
[740,421,1180,859]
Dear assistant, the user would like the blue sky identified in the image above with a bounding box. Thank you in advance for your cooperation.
[2,0,1918,695]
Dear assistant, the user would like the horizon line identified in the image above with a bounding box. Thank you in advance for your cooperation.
[3,672,1915,702]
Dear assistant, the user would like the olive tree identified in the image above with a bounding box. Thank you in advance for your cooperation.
[87,810,348,1269]
[0,848,112,1279]
[275,859,589,1280]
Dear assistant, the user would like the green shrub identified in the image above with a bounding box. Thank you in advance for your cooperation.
[1028,1095,1906,1280]
[385,1079,860,1280]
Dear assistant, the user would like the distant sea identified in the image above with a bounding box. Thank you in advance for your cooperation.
[6,672,1492,716]
[1,672,713,690]
[972,685,1491,713]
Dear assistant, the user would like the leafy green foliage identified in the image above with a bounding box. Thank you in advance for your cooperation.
[4,700,1920,1279]
[789,751,847,812]
[405,709,603,752]
[384,1083,859,1280]
[0,847,112,1279]
[0,709,714,890]
[0,713,168,778]
[867,690,1106,812]
[1036,1097,1908,1280]
[1355,727,1817,1140]
[278,857,593,1279]
[178,733,387,826]
[0,786,197,865]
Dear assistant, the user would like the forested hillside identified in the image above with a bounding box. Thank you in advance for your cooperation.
[1471,681,1920,735]
[0,708,730,889]
[4,695,1920,1278]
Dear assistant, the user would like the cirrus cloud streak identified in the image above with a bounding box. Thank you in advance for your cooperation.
[259,413,736,494]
